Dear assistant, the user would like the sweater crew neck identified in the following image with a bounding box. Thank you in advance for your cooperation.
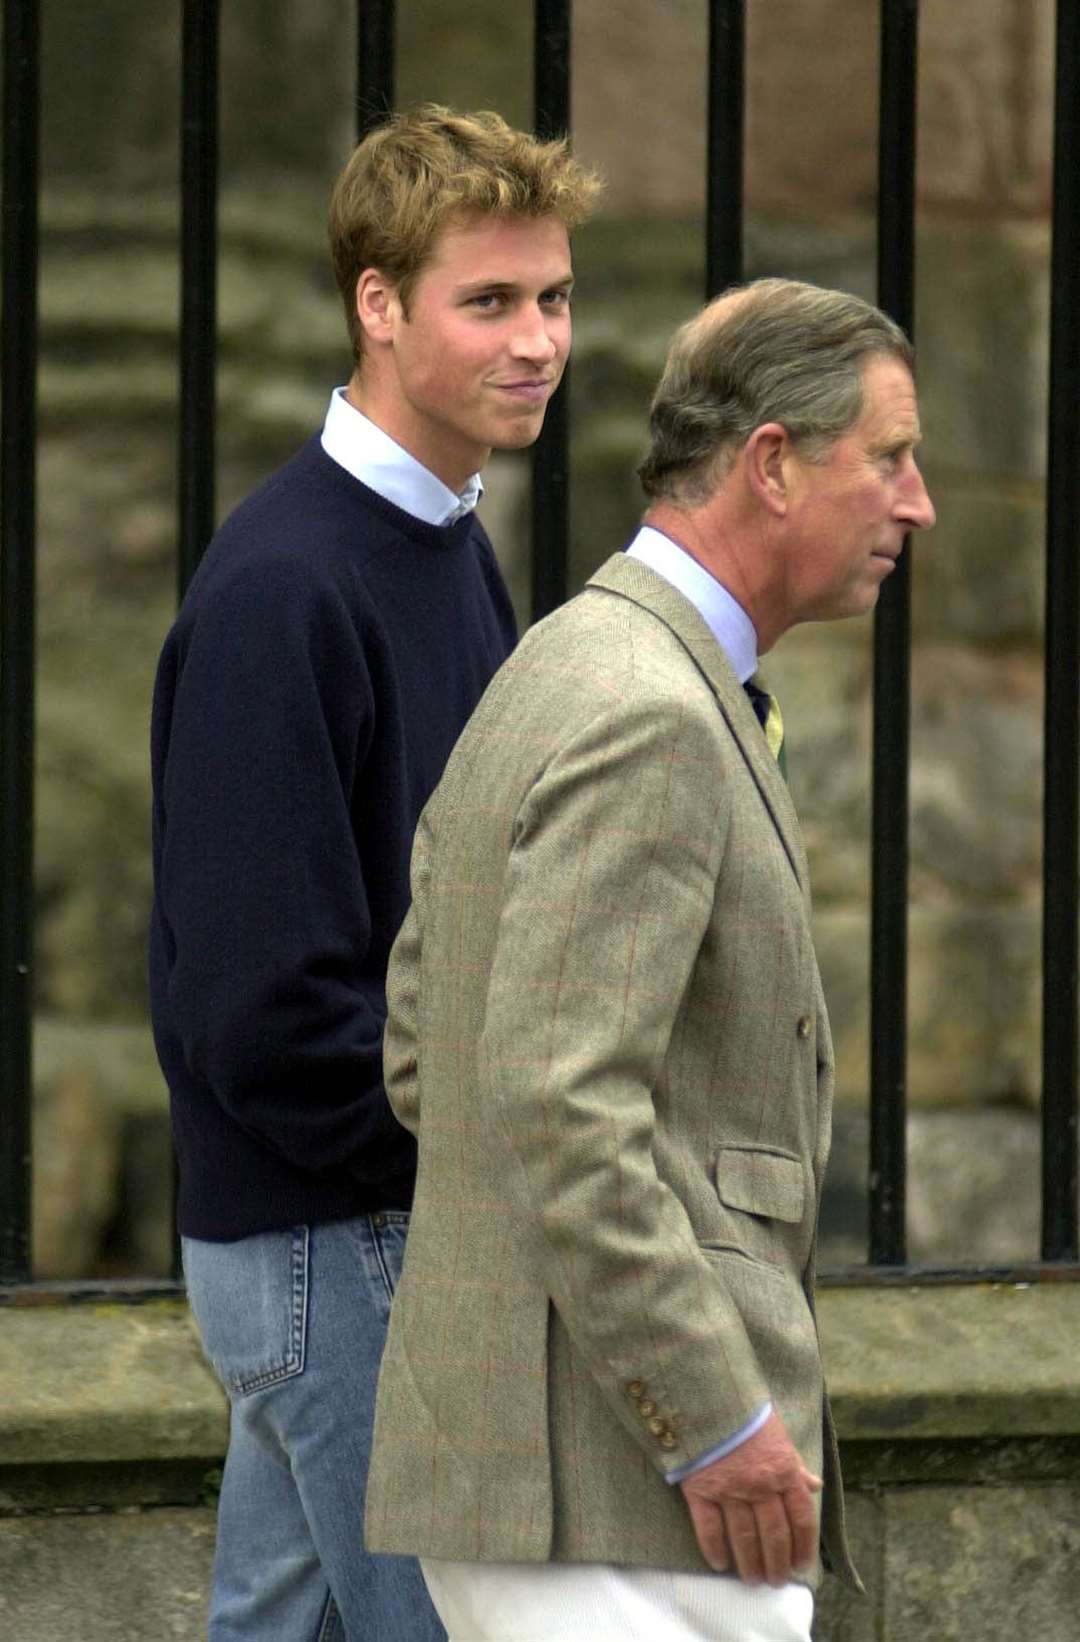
[313,440,480,553]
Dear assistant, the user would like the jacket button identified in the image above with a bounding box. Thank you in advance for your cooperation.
[659,1431,678,1451]
[626,1380,645,1399]
[647,1416,665,1436]
[796,1014,812,1039]
[638,1398,657,1418]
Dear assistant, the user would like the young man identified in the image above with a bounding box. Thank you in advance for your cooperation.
[149,106,599,1642]
[365,279,934,1641]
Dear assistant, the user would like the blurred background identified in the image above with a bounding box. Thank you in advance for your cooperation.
[23,0,1054,1276]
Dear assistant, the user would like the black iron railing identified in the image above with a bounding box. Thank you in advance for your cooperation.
[530,0,572,618]
[1,0,1077,1297]
[0,0,39,1286]
[705,0,745,299]
[868,0,919,1268]
[178,0,220,602]
[1041,0,1080,1265]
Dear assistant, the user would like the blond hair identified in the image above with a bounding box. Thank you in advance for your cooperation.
[328,104,602,363]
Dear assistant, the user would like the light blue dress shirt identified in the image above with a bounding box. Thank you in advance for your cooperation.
[626,524,758,683]
[320,387,483,523]
[626,524,774,1481]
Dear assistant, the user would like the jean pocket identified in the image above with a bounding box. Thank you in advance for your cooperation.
[182,1226,309,1397]
[368,1210,411,1304]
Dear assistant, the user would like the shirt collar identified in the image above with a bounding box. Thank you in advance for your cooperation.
[320,387,483,525]
[625,525,759,683]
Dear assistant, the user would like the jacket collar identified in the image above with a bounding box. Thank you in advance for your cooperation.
[585,552,810,898]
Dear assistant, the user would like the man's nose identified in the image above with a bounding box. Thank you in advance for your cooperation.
[510,305,559,362]
[900,460,936,532]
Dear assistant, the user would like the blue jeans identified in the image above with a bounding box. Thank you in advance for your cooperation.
[183,1214,446,1642]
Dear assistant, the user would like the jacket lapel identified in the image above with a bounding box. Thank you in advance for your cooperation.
[586,553,811,900]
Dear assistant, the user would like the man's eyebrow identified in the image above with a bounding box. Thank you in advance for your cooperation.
[454,272,575,297]
[873,425,923,454]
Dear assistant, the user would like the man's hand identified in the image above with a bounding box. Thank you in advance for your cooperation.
[679,1410,822,1587]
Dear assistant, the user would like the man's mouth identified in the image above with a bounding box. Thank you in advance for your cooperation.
[493,378,555,398]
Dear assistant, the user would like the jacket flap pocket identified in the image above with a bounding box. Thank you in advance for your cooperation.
[714,1145,804,1223]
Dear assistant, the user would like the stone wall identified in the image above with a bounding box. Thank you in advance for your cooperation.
[3,1286,1079,1639]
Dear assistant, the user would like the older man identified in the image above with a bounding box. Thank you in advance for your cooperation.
[365,278,935,1640]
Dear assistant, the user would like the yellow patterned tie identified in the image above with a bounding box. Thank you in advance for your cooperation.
[744,676,787,778]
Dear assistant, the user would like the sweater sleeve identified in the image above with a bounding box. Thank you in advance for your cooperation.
[156,555,404,1180]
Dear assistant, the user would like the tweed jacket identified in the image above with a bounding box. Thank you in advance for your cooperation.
[365,553,858,1591]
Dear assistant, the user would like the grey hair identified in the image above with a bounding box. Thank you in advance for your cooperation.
[637,278,915,504]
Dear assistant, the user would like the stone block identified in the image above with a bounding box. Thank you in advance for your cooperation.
[883,1484,1080,1641]
[33,1062,122,1279]
[814,902,1040,1110]
[0,1305,227,1467]
[35,598,163,1020]
[906,1107,1041,1265]
[33,1017,174,1279]
[919,0,1054,216]
[917,220,1050,479]
[905,904,1040,1108]
[0,1509,215,1642]
[573,0,1053,220]
[820,1283,1080,1443]
[908,645,1043,902]
[912,476,1045,645]
[754,638,1043,914]
[812,1490,882,1641]
[573,0,710,215]
[819,1103,1043,1269]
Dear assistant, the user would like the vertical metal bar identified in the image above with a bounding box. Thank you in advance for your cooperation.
[1041,0,1080,1263]
[869,0,919,1266]
[0,0,40,1285]
[356,0,395,141]
[706,0,745,297]
[174,0,219,1278]
[534,0,570,137]
[530,0,571,621]
[178,0,219,598]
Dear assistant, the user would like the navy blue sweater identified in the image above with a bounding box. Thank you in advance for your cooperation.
[149,436,517,1239]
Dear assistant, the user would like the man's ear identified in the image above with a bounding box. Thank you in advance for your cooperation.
[744,423,790,516]
[355,268,399,347]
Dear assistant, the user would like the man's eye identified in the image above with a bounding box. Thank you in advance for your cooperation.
[469,293,502,310]
[542,289,571,309]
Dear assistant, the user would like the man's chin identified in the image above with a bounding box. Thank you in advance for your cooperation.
[492,413,549,453]
[805,583,882,624]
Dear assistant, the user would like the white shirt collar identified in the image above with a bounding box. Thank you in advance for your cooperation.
[320,387,483,525]
[625,525,759,683]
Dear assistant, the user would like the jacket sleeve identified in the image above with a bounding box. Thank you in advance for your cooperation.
[156,558,408,1180]
[382,801,435,1137]
[479,688,773,1470]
